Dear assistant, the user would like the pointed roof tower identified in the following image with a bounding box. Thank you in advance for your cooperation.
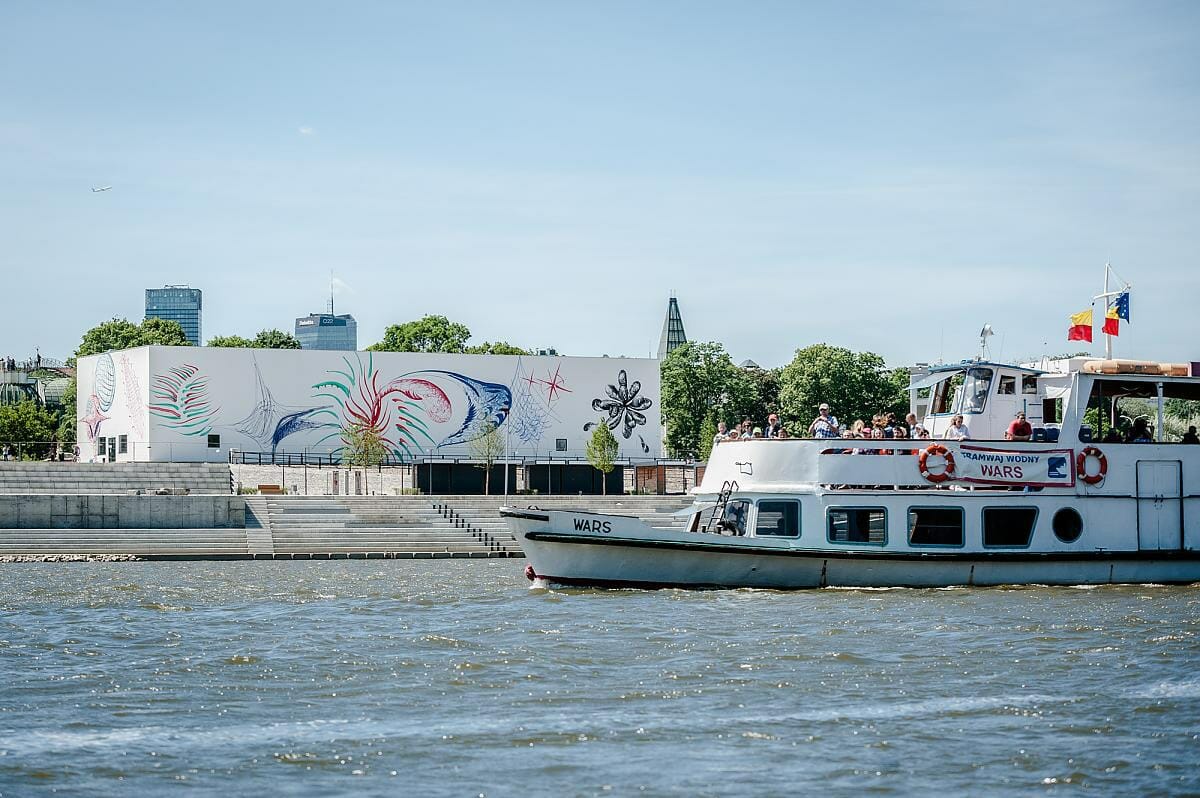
[657,295,687,360]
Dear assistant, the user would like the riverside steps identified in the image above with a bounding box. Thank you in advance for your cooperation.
[0,460,696,560]
[0,462,232,495]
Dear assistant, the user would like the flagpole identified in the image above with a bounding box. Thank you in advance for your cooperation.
[1104,263,1112,360]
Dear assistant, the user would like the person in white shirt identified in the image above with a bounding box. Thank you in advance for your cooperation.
[944,414,970,440]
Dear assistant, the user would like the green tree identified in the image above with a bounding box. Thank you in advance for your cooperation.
[251,329,303,349]
[778,344,908,434]
[0,400,58,458]
[697,412,718,461]
[467,426,506,494]
[660,341,756,458]
[340,423,389,468]
[368,315,472,353]
[76,317,191,358]
[140,317,193,346]
[207,335,255,348]
[56,378,77,443]
[586,418,620,495]
[465,341,532,355]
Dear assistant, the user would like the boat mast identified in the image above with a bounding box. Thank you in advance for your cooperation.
[1092,262,1130,360]
[1103,264,1111,359]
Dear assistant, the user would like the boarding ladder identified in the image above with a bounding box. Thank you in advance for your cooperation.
[705,480,739,532]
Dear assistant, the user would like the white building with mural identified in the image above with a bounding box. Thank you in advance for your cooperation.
[76,347,662,466]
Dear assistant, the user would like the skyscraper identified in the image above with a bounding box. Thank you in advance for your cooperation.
[295,313,357,350]
[657,295,687,359]
[145,285,202,345]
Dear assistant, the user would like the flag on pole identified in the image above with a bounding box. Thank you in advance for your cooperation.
[1114,291,1130,321]
[1102,304,1120,336]
[1068,309,1093,342]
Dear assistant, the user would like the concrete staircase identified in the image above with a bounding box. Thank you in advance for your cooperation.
[0,493,697,560]
[0,527,249,557]
[0,462,232,495]
[255,496,520,558]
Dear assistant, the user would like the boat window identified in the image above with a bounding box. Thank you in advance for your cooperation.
[929,374,962,415]
[1052,508,1083,543]
[1022,375,1039,394]
[982,507,1037,547]
[908,507,963,546]
[755,500,799,538]
[827,508,886,545]
[998,375,1016,395]
[961,368,994,414]
[721,500,751,536]
[1042,398,1062,424]
[1085,377,1200,443]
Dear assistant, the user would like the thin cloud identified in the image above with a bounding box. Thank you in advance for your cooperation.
[298,126,315,136]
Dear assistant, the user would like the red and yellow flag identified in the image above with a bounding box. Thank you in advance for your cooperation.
[1102,304,1120,336]
[1068,309,1093,342]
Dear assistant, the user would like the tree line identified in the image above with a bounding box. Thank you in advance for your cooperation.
[660,341,913,460]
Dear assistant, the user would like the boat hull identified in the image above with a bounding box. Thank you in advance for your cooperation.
[505,509,1200,589]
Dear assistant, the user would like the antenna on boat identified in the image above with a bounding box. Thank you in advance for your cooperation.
[978,324,994,360]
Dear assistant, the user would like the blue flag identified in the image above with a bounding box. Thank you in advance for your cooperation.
[1114,292,1130,321]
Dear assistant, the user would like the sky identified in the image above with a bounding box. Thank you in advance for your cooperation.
[2,1,1199,369]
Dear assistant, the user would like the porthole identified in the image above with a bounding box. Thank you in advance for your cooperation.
[1052,507,1083,543]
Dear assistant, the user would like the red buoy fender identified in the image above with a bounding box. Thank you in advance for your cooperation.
[524,563,537,581]
[1077,446,1107,485]
[918,444,956,483]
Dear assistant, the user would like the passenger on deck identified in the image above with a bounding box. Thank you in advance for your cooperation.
[1127,418,1153,443]
[808,403,841,438]
[1183,426,1199,444]
[751,427,764,438]
[944,415,970,440]
[906,412,926,438]
[713,422,729,447]
[764,413,783,438]
[777,427,790,439]
[870,426,888,454]
[1005,412,1032,441]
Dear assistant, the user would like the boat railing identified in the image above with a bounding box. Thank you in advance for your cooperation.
[702,437,1081,491]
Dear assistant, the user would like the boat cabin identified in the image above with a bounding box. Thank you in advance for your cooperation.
[915,361,1046,440]
[913,358,1199,443]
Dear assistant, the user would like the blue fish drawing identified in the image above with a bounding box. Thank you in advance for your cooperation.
[406,370,512,447]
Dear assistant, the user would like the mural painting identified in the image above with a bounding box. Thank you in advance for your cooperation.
[82,353,116,441]
[76,347,661,462]
[584,369,654,453]
[148,364,219,436]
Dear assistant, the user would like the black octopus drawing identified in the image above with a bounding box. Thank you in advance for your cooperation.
[585,370,652,447]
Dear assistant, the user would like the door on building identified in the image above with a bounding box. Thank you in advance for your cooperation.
[1136,461,1182,551]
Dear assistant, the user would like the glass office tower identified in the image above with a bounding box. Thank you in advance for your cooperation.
[145,285,202,345]
[294,313,357,350]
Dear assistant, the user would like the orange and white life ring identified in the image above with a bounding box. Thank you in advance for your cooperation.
[918,444,956,483]
[1076,446,1107,485]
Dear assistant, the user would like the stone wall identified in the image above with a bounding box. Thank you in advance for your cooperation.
[0,495,246,529]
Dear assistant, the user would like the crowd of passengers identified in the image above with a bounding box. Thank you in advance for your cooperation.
[714,405,1200,447]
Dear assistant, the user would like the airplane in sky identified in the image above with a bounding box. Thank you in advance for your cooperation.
[91,185,112,192]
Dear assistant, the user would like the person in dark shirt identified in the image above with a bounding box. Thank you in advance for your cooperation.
[1182,426,1199,444]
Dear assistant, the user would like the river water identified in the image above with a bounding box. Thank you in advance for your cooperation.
[0,561,1197,796]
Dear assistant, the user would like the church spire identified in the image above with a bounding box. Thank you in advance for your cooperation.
[658,294,687,359]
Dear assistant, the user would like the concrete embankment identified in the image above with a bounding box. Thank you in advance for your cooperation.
[0,489,693,561]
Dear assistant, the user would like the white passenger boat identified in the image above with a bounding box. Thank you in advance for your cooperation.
[502,357,1200,588]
